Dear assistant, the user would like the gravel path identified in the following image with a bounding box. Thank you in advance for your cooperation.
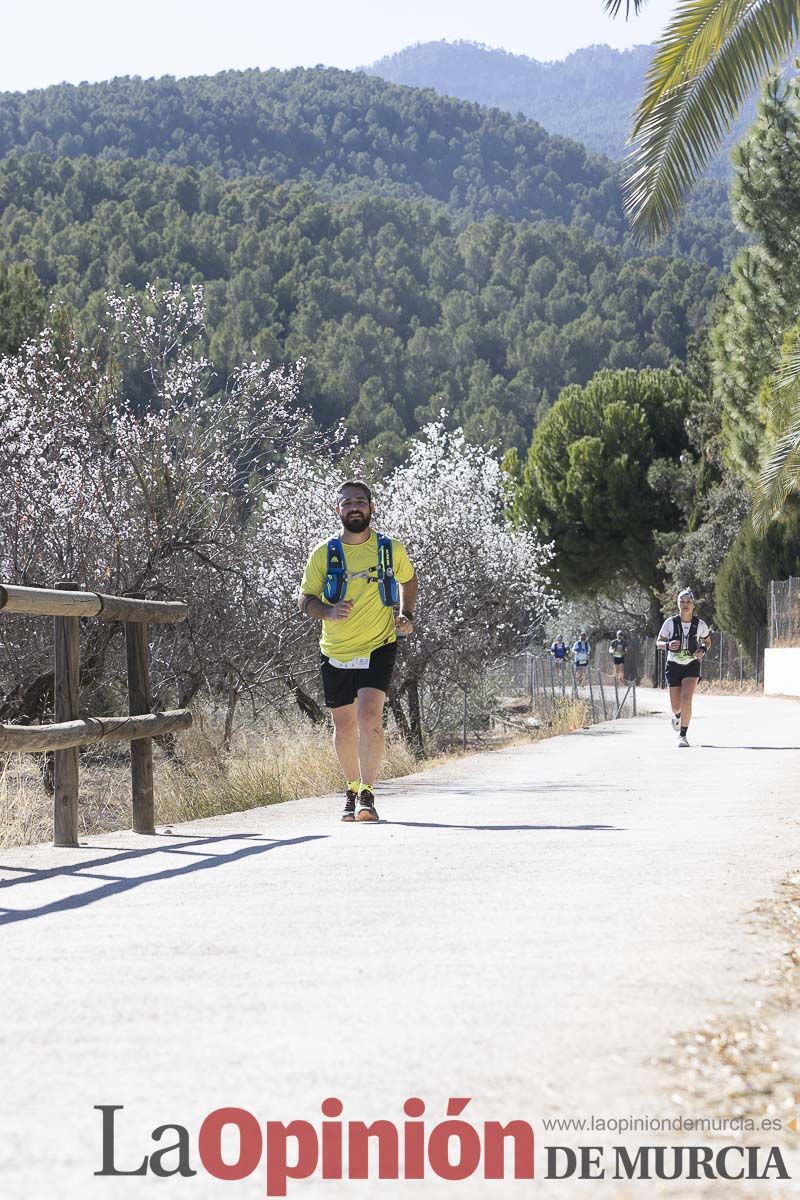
[1,690,799,1197]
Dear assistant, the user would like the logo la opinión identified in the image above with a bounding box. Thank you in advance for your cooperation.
[95,1099,535,1194]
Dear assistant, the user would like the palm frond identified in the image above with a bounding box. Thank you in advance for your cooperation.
[604,0,650,15]
[753,414,800,530]
[635,0,751,128]
[776,348,800,388]
[624,0,800,241]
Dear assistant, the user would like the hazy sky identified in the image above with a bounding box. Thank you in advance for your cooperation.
[3,0,675,93]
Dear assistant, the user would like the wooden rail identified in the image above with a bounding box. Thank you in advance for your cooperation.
[0,711,193,753]
[0,583,187,623]
[0,581,192,846]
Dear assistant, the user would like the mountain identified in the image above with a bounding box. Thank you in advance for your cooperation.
[366,41,650,162]
[365,40,756,177]
[0,65,739,266]
[0,153,720,460]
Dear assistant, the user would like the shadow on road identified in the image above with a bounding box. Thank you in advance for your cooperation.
[698,745,800,751]
[381,781,605,796]
[0,831,326,927]
[384,821,622,832]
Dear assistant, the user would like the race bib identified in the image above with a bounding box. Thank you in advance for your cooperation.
[328,654,370,670]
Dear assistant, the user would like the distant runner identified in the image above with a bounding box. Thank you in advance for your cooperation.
[656,588,711,748]
[550,635,569,671]
[609,630,626,683]
[299,480,418,822]
[572,632,591,672]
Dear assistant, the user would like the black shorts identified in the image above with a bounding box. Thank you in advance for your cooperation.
[665,658,701,687]
[320,642,398,708]
[612,656,624,665]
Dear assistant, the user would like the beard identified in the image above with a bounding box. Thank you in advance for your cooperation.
[342,511,370,532]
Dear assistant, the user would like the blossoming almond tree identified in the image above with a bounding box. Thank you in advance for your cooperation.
[378,424,554,754]
[0,284,315,731]
[249,426,554,755]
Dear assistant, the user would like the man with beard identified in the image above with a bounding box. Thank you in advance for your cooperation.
[299,481,418,821]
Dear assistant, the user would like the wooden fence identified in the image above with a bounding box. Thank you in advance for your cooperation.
[0,581,192,847]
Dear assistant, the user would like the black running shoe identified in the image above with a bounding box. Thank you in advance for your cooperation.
[341,789,357,822]
[355,789,379,822]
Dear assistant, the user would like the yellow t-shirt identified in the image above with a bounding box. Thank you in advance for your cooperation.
[300,532,415,662]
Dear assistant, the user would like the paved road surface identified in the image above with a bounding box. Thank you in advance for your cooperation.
[1,691,799,1197]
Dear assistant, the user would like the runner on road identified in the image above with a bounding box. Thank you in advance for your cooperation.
[656,589,711,748]
[299,481,418,822]
[550,634,569,671]
[572,632,591,672]
[609,630,626,683]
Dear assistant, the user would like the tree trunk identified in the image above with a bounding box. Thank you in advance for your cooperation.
[647,591,664,686]
[403,678,425,759]
[288,676,324,724]
[223,675,239,752]
[387,684,413,747]
[647,591,664,637]
[40,751,55,796]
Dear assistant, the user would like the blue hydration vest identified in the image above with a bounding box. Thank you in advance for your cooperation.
[323,533,399,608]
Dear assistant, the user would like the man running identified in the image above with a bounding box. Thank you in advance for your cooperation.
[299,481,418,822]
[609,629,626,683]
[572,631,591,672]
[656,588,711,747]
[550,634,569,670]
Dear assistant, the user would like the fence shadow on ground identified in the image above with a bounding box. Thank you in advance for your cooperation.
[0,831,327,927]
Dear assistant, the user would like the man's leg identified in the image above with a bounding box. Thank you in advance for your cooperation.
[356,687,387,787]
[331,701,360,783]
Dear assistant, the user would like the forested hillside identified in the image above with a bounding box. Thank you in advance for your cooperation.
[0,154,719,460]
[366,40,755,176]
[0,66,739,267]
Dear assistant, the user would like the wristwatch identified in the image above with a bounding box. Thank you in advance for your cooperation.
[400,609,415,622]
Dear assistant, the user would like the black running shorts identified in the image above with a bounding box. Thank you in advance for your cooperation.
[320,642,398,708]
[665,658,701,687]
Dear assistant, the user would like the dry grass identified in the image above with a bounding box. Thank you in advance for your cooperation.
[0,711,421,849]
[697,678,763,695]
[540,697,592,735]
[154,712,420,826]
[0,695,597,849]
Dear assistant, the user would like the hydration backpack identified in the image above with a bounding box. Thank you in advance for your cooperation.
[671,614,700,654]
[323,533,399,607]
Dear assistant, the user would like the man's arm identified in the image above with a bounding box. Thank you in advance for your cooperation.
[298,593,327,620]
[298,593,352,622]
[395,572,418,635]
[400,573,418,614]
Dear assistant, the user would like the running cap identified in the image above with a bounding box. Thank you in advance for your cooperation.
[616,629,623,636]
[677,588,694,603]
[580,630,587,637]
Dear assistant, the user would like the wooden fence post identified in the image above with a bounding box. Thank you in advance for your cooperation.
[53,579,80,847]
[125,592,154,834]
[587,668,596,723]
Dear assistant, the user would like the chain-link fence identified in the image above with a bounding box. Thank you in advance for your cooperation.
[529,654,636,723]
[567,630,765,687]
[769,577,800,647]
[486,652,637,731]
[407,652,639,754]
